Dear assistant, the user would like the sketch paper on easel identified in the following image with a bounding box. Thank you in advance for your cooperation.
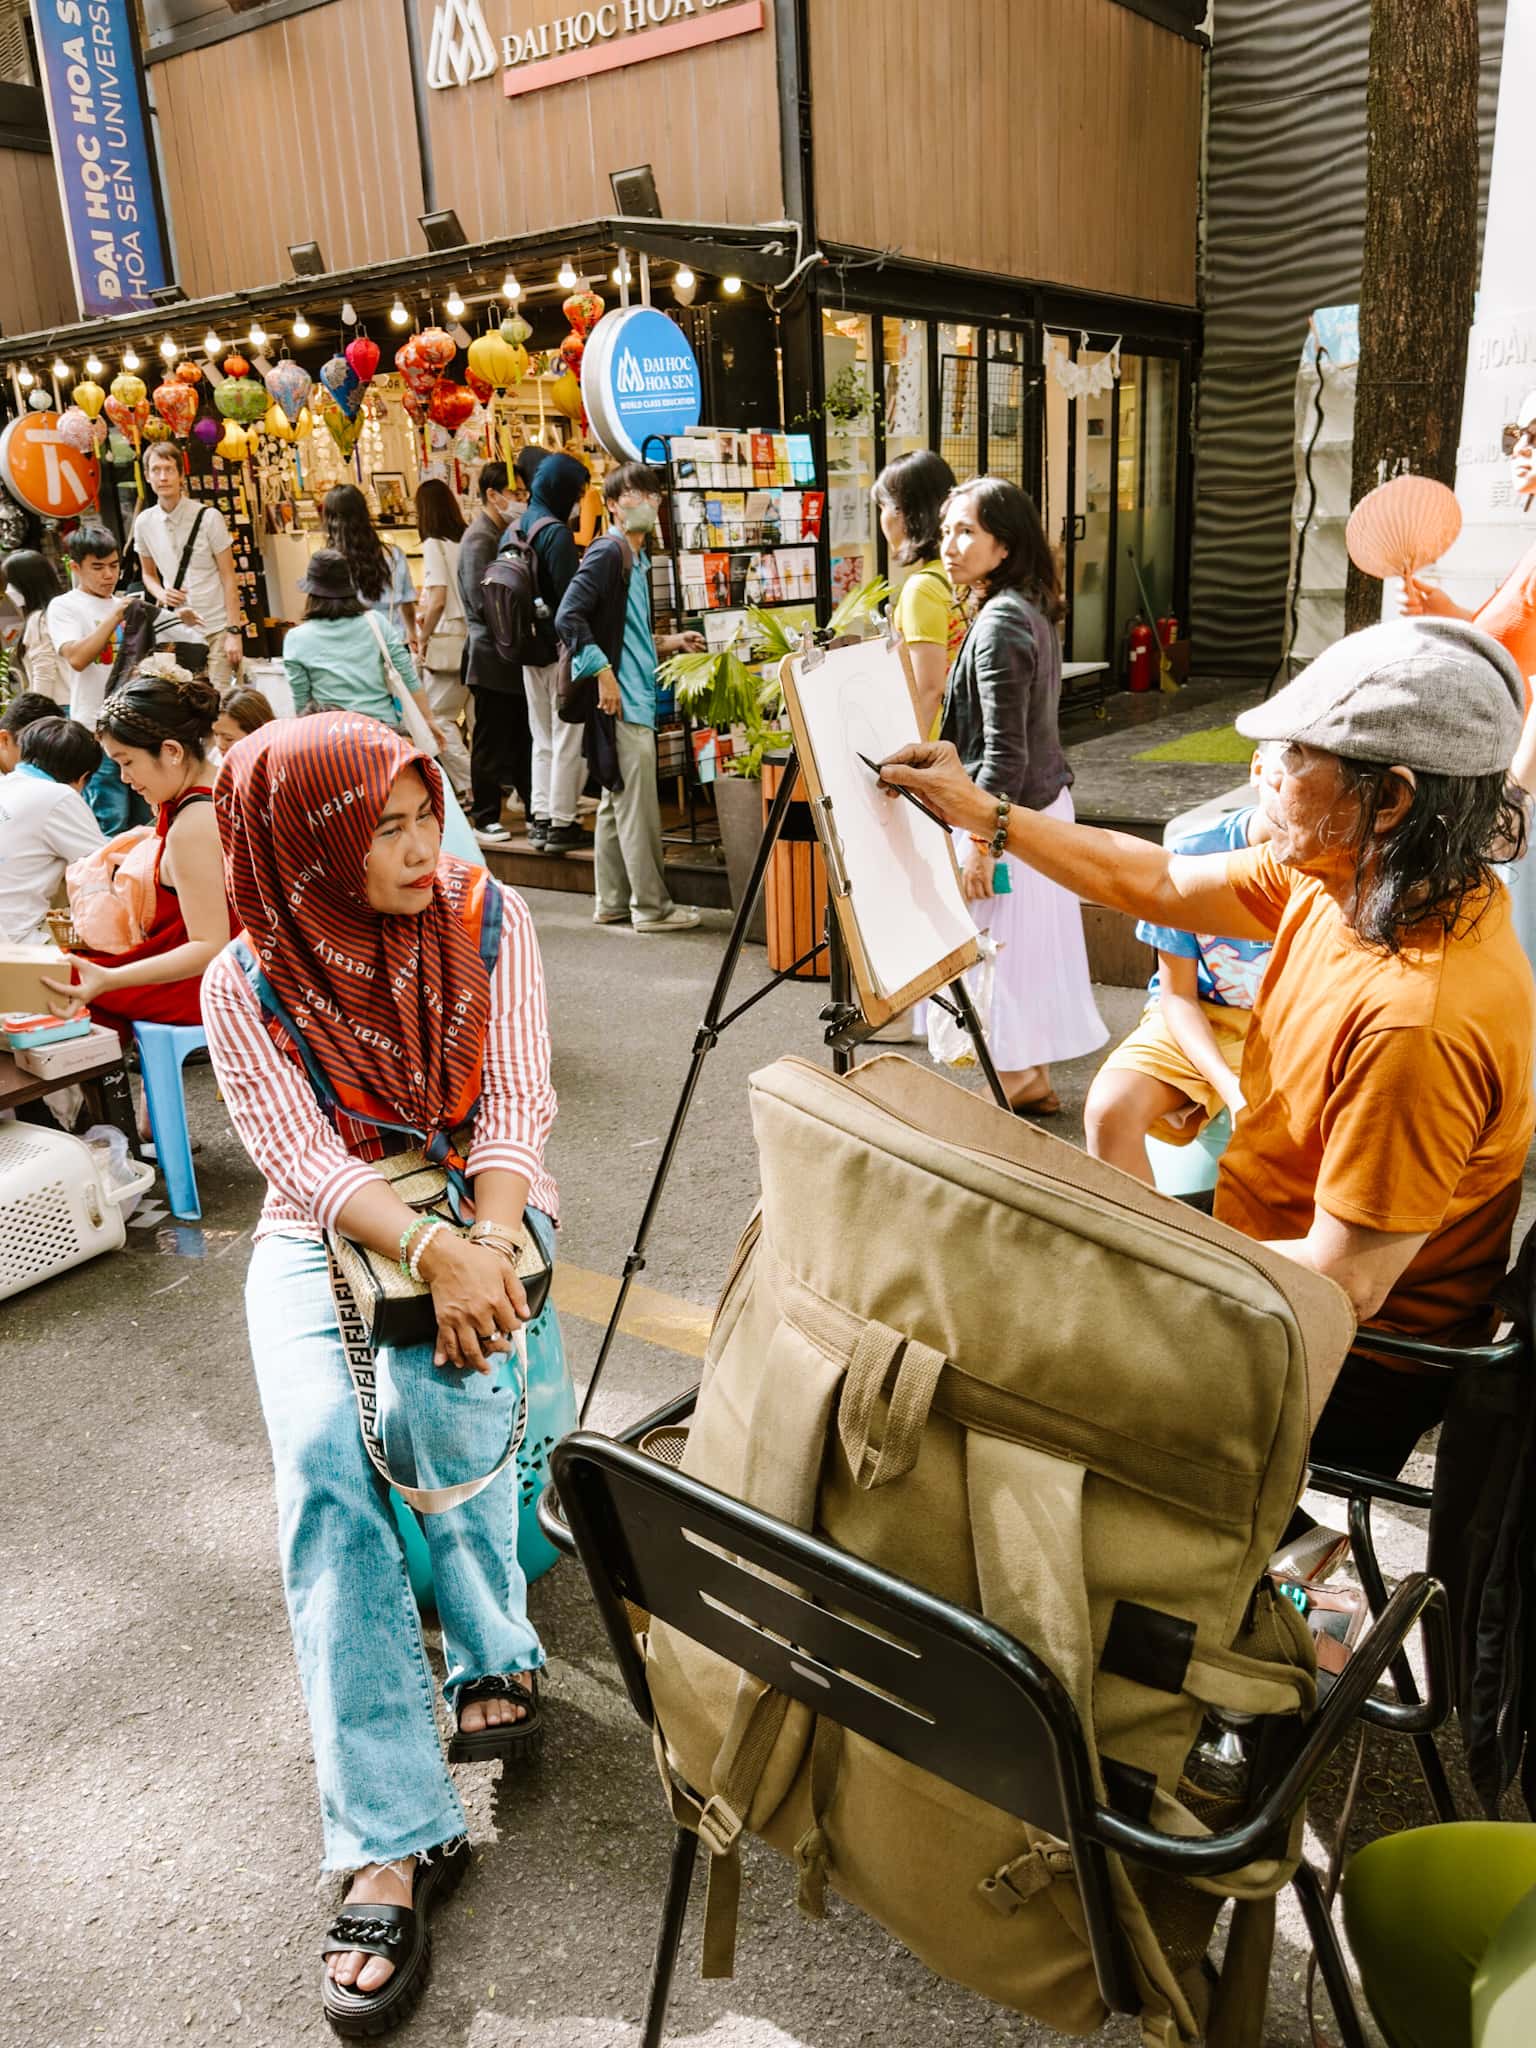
[782,636,977,1001]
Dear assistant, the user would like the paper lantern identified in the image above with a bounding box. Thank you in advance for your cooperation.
[464,366,493,405]
[154,379,197,437]
[71,379,105,420]
[558,334,585,377]
[192,414,221,449]
[321,354,362,418]
[143,419,173,443]
[27,390,51,412]
[1345,474,1463,582]
[345,335,380,385]
[216,421,249,461]
[222,353,249,379]
[104,394,139,441]
[215,376,266,423]
[501,313,532,347]
[265,357,313,426]
[91,416,109,449]
[324,401,365,458]
[428,379,476,432]
[467,332,522,391]
[107,430,135,464]
[551,370,583,421]
[175,361,202,387]
[56,406,95,453]
[263,402,295,442]
[561,289,603,339]
[417,325,456,370]
[294,406,314,440]
[110,371,146,409]
[400,386,426,426]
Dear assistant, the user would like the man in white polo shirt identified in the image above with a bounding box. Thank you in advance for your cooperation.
[133,442,246,686]
[0,715,104,945]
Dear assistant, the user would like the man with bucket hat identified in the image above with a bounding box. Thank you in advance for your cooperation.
[882,618,1536,1474]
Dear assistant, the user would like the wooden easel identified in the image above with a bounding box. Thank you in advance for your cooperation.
[577,635,1006,1424]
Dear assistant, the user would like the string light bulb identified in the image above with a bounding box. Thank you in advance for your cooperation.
[17,365,34,388]
[557,258,577,289]
[722,274,743,296]
[292,312,311,340]
[341,301,357,326]
[159,335,178,361]
[445,287,466,319]
[51,357,69,381]
[203,331,221,356]
[121,347,140,370]
[501,272,521,301]
[389,298,410,328]
[248,323,267,349]
[674,266,694,290]
[610,258,632,287]
[85,354,104,377]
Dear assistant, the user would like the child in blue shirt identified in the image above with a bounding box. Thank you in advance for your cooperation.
[1084,791,1274,1183]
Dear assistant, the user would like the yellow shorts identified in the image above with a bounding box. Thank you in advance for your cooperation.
[1098,1000,1252,1147]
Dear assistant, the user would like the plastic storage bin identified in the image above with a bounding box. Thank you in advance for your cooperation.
[0,1122,155,1301]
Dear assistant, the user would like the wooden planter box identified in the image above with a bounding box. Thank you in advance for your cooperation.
[761,759,828,980]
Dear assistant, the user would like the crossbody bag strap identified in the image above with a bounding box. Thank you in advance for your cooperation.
[172,506,209,593]
[324,1243,531,1514]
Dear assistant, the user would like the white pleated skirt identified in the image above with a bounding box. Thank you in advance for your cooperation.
[951,786,1108,1072]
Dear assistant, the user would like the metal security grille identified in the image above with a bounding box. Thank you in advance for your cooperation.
[939,352,1043,493]
[939,354,980,477]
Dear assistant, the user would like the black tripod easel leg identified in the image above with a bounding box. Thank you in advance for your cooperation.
[947,972,1011,1112]
[578,756,809,1423]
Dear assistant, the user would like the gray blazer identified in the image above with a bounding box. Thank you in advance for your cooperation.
[941,588,1071,812]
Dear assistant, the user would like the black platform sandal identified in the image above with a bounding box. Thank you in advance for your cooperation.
[320,1837,470,2038]
[446,1671,543,1765]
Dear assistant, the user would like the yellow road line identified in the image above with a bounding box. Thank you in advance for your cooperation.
[552,1264,713,1360]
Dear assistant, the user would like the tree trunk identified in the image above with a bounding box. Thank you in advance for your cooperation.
[1344,0,1480,634]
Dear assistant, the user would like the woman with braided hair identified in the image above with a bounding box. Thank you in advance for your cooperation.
[41,654,231,1038]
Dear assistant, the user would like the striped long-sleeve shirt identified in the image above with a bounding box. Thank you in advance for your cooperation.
[202,883,559,1241]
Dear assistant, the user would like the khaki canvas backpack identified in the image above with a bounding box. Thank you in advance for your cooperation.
[644,1055,1357,2045]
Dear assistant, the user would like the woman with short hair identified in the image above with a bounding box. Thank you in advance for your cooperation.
[939,476,1105,1113]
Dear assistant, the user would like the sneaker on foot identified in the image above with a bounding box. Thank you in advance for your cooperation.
[543,821,589,853]
[474,823,513,848]
[634,906,702,933]
[527,814,550,851]
[592,906,630,925]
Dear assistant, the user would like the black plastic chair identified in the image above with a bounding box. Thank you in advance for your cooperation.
[1305,1325,1525,1824]
[548,1430,1452,2048]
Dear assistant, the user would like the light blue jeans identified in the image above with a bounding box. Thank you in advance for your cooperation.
[245,1223,549,1871]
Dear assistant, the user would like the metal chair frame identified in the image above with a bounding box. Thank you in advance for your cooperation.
[1305,1325,1525,1824]
[547,1430,1452,2048]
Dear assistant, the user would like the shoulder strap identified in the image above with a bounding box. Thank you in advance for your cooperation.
[230,936,340,1118]
[474,873,504,970]
[524,514,560,544]
[172,506,209,591]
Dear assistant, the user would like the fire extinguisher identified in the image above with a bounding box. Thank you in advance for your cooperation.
[1127,621,1156,692]
[1156,615,1178,652]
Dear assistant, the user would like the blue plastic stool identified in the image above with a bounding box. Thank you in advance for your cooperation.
[1145,1107,1232,1198]
[133,1022,207,1220]
[389,1287,577,1610]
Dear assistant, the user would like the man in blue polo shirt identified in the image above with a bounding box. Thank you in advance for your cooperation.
[556,462,705,931]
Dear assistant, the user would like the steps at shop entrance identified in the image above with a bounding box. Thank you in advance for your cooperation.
[482,827,732,910]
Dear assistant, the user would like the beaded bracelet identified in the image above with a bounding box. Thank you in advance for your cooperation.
[398,1215,436,1279]
[408,1218,450,1283]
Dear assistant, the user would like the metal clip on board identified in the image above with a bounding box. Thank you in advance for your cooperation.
[798,623,825,671]
[813,794,852,898]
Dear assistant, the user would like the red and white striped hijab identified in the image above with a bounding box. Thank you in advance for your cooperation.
[215,713,491,1137]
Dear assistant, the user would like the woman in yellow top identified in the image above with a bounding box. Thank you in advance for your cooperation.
[874,451,962,736]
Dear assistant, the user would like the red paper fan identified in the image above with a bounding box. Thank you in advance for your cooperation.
[1346,475,1462,580]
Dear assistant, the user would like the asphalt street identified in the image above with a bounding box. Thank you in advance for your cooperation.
[4,889,1476,2048]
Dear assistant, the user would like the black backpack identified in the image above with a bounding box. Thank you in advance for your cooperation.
[482,514,560,665]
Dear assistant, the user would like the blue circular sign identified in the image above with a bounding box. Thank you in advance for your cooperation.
[583,306,702,460]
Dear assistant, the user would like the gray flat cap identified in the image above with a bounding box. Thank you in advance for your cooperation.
[1235,619,1526,776]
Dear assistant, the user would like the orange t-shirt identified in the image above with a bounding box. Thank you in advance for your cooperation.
[1475,537,1536,708]
[1214,848,1535,1336]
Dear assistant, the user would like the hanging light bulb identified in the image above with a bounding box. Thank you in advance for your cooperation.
[85,354,104,377]
[501,272,521,301]
[444,287,466,320]
[389,298,410,328]
[341,301,357,326]
[121,347,140,370]
[202,331,221,357]
[17,365,34,388]
[674,266,694,291]
[51,357,69,381]
[722,274,743,296]
[159,335,178,362]
[292,311,311,340]
[557,258,577,290]
[610,258,632,287]
[248,322,267,349]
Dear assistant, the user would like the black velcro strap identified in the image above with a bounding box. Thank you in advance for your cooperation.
[1100,1755,1157,1823]
[1100,1599,1196,1695]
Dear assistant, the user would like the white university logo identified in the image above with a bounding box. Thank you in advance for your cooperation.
[426,0,497,89]
[616,349,646,395]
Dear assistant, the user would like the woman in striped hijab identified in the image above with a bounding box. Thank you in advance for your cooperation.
[202,712,566,2037]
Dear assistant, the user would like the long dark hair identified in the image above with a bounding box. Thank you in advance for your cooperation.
[4,549,61,618]
[1333,758,1528,954]
[98,661,220,758]
[323,483,392,603]
[873,450,955,565]
[946,476,1064,624]
[415,476,466,544]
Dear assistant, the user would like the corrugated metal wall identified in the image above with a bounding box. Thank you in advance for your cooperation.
[1190,0,1507,678]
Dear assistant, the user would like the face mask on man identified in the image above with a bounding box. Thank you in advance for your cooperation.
[621,501,658,537]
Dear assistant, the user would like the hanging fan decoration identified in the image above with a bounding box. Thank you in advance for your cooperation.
[265,356,313,427]
[1345,474,1463,582]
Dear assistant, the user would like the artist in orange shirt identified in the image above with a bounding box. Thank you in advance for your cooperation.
[881,618,1535,1480]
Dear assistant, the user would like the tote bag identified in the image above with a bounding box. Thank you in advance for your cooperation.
[365,610,439,756]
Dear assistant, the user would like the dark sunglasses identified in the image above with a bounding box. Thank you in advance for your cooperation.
[1501,421,1536,457]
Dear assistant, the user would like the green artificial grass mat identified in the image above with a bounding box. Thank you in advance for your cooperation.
[1132,725,1255,765]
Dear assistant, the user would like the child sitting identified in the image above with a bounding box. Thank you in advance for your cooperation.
[1084,784,1274,1185]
